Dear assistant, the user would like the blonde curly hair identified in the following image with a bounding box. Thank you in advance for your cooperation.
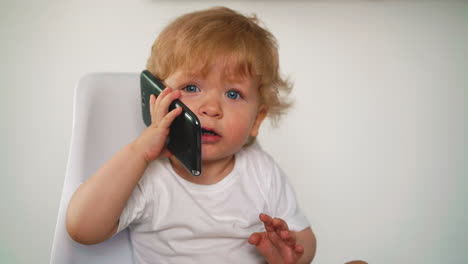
[146,6,292,124]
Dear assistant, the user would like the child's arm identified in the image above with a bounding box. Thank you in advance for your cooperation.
[66,88,182,245]
[295,227,317,263]
[248,213,317,264]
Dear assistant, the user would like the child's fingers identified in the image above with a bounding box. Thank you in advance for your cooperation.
[151,88,171,123]
[294,244,304,255]
[266,229,284,248]
[272,217,289,232]
[259,213,275,232]
[270,217,297,251]
[150,87,172,123]
[259,213,272,223]
[280,230,297,248]
[152,88,180,125]
[157,106,182,129]
[247,232,262,246]
[160,149,173,158]
[149,94,156,116]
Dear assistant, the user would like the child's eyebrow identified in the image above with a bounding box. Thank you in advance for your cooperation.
[171,70,253,87]
[174,71,203,83]
[166,73,196,86]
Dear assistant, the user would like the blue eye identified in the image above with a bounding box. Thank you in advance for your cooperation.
[226,90,240,100]
[184,84,199,93]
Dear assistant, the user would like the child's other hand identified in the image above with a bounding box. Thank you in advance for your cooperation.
[248,213,304,264]
[134,87,182,163]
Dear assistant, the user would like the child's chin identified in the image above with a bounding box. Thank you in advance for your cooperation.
[201,147,236,162]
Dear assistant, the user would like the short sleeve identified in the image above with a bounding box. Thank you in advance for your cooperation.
[115,179,152,234]
[267,162,310,232]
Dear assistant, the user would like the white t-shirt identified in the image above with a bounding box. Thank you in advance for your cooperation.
[116,143,309,264]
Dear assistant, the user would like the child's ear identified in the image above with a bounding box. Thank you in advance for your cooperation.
[250,105,268,137]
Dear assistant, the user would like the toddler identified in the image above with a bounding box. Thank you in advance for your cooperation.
[66,6,316,264]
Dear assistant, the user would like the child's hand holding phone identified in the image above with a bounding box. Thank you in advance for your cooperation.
[133,87,183,163]
[140,70,202,176]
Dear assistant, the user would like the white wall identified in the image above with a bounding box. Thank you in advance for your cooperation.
[1,0,466,263]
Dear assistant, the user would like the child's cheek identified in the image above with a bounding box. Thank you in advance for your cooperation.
[224,112,257,140]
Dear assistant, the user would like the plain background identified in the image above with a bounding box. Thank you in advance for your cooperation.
[1,0,467,263]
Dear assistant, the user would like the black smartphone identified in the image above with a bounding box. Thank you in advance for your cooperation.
[140,70,202,176]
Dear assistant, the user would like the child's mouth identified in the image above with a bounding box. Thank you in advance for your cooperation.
[201,127,221,143]
[202,128,219,136]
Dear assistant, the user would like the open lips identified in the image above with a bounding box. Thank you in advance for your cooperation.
[201,127,220,136]
[201,127,221,143]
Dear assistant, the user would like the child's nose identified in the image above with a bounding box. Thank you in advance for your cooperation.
[199,96,223,119]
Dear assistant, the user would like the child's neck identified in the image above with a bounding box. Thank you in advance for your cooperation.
[169,155,235,185]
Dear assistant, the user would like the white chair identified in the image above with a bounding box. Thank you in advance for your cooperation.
[50,73,145,264]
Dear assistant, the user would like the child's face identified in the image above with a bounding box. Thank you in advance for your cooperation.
[164,60,267,162]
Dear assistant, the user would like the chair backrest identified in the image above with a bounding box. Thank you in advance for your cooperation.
[50,73,146,264]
